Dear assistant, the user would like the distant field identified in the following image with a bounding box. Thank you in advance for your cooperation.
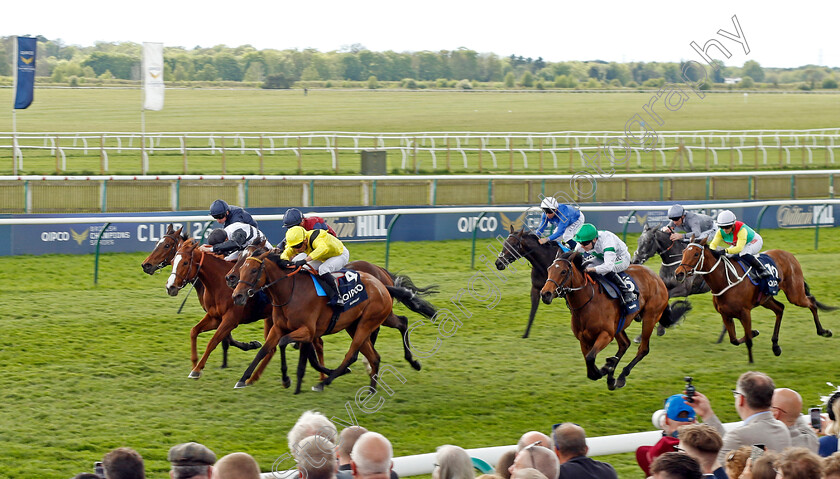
[1,228,839,478]
[0,89,838,175]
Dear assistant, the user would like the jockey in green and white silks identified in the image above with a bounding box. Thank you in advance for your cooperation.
[573,223,635,304]
[709,209,772,279]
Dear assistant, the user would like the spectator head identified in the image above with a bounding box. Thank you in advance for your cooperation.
[288,411,338,458]
[510,468,547,479]
[509,443,558,479]
[735,371,775,413]
[433,444,474,479]
[350,432,393,479]
[664,394,696,433]
[167,442,215,479]
[826,391,840,437]
[296,435,337,479]
[751,452,779,479]
[338,426,369,465]
[103,447,145,479]
[649,452,702,479]
[515,432,553,453]
[724,446,751,479]
[776,447,822,479]
[677,424,723,474]
[823,451,840,479]
[772,388,804,426]
[551,423,588,463]
[495,449,516,479]
[214,452,260,479]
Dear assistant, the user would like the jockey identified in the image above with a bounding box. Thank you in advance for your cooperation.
[534,197,585,252]
[281,225,350,306]
[202,222,271,261]
[573,223,636,304]
[282,208,337,236]
[661,204,716,242]
[209,199,258,229]
[709,210,772,279]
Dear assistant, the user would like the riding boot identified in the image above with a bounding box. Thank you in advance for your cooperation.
[742,254,772,279]
[319,273,345,307]
[605,271,635,304]
[565,239,578,251]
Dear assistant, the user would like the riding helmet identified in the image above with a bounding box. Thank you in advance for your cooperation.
[206,228,228,245]
[283,208,304,228]
[540,197,559,211]
[573,223,598,243]
[209,199,229,217]
[285,226,306,247]
[667,204,685,220]
[716,210,736,227]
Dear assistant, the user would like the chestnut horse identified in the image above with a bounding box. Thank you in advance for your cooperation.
[232,249,422,393]
[495,226,562,338]
[674,239,835,363]
[141,223,260,369]
[540,251,684,390]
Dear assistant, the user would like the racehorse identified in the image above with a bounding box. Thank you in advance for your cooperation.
[632,223,710,298]
[539,251,686,390]
[495,226,562,338]
[141,223,260,369]
[231,249,422,393]
[675,239,835,363]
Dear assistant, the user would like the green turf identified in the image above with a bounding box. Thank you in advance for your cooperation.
[1,89,838,175]
[1,227,839,478]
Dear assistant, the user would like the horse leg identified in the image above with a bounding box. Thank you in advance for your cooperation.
[523,287,541,339]
[360,339,381,390]
[234,324,284,389]
[316,322,378,390]
[783,280,834,338]
[221,336,231,369]
[191,316,242,378]
[583,331,613,383]
[189,313,220,368]
[737,311,755,364]
[293,342,312,395]
[248,343,277,385]
[615,308,658,389]
[601,331,630,389]
[392,314,422,371]
[761,298,785,356]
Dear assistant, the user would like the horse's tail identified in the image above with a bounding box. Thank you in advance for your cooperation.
[394,274,440,297]
[659,299,693,328]
[805,281,839,311]
[385,284,438,319]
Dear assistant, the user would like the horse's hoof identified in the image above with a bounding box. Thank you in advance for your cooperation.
[249,341,262,348]
[234,381,248,389]
[606,378,616,390]
[188,370,201,379]
[657,324,667,336]
[615,377,627,389]
[633,334,641,344]
[587,371,602,381]
[772,344,782,356]
[410,360,422,371]
[282,377,291,389]
[752,330,760,338]
[218,364,228,370]
[312,383,325,392]
[821,329,833,338]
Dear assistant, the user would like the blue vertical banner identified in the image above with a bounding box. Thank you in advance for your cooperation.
[14,36,37,109]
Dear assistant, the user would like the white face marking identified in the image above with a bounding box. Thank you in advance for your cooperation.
[156,236,165,246]
[166,253,183,289]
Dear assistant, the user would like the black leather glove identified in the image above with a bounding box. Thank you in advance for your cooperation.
[292,259,307,268]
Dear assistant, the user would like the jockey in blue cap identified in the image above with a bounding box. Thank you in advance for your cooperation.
[209,199,257,229]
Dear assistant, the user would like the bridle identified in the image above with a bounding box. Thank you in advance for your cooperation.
[679,243,748,296]
[236,256,304,307]
[150,233,183,272]
[171,244,205,290]
[547,256,595,310]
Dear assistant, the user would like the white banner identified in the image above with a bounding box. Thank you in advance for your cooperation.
[142,42,164,111]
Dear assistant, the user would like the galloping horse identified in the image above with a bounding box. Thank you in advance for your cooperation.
[495,226,562,338]
[141,223,260,369]
[633,223,710,298]
[540,251,685,390]
[232,250,423,393]
[675,239,835,363]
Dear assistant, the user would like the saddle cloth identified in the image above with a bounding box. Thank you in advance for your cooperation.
[308,268,368,312]
[594,271,641,316]
[736,253,780,296]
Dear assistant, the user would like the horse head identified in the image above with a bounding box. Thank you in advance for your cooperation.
[633,223,657,264]
[540,251,584,304]
[165,238,200,296]
[231,250,272,306]
[141,224,185,274]
[496,225,527,270]
[674,237,709,282]
[225,237,268,289]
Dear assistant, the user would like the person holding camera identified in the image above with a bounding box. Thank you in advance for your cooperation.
[771,388,819,453]
[683,371,791,465]
[636,394,697,476]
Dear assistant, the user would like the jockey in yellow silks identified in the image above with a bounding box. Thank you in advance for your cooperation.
[709,209,771,279]
[281,226,350,305]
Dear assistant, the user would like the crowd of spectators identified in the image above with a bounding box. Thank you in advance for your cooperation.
[74,370,840,479]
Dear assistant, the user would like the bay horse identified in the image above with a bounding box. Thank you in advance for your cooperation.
[232,249,422,393]
[674,239,835,363]
[632,223,710,298]
[539,251,686,390]
[495,225,562,338]
[141,223,260,369]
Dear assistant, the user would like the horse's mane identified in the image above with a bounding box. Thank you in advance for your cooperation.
[559,250,586,271]
[517,227,560,249]
[265,251,295,269]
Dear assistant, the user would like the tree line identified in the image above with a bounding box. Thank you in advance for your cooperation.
[1,36,838,90]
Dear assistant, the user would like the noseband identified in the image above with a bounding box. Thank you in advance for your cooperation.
[151,233,183,272]
[172,245,204,289]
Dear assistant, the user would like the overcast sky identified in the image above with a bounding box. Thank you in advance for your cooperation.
[3,0,838,69]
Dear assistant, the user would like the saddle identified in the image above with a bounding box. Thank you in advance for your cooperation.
[308,269,369,311]
[734,254,780,296]
[592,271,641,317]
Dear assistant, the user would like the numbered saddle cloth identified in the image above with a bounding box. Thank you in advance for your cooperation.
[594,271,640,316]
[309,269,369,312]
[737,254,781,296]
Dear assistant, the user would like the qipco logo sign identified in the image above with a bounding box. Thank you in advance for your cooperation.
[457,216,498,233]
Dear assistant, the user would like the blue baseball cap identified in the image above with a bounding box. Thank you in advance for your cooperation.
[665,394,696,422]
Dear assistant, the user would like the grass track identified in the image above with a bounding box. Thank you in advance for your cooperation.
[1,228,839,478]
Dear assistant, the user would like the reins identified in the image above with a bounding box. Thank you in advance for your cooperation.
[238,256,304,308]
[549,257,596,311]
[680,244,750,296]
